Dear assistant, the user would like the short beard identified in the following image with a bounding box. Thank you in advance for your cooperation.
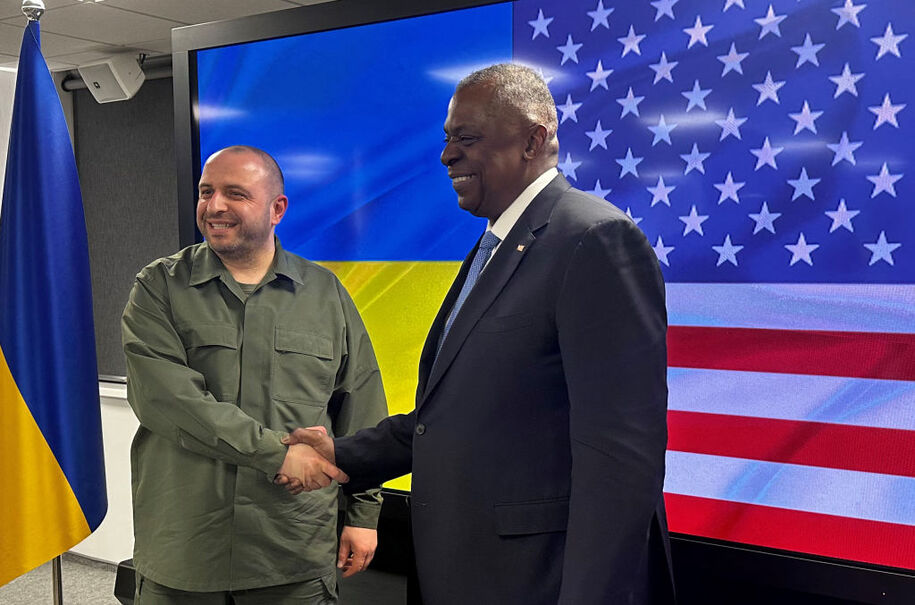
[208,238,255,262]
[203,222,272,265]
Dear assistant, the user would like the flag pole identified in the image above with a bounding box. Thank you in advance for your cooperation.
[21,1,44,22]
[52,557,63,605]
[22,0,63,600]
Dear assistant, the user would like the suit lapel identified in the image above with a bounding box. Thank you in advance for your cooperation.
[415,243,476,397]
[416,174,572,407]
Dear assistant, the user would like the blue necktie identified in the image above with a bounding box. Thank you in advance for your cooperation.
[438,230,501,353]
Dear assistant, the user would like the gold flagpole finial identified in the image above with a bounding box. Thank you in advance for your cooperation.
[22,0,45,22]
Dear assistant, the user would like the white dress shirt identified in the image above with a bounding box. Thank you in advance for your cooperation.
[484,167,558,268]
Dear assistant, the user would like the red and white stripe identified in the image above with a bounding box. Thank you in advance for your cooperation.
[663,283,915,571]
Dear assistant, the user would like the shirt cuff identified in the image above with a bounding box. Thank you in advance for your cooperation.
[343,497,383,529]
[251,428,288,478]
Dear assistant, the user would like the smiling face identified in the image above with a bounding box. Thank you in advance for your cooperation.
[196,149,287,264]
[440,84,533,222]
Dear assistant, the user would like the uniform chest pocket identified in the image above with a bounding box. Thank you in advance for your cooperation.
[179,323,239,402]
[272,327,336,405]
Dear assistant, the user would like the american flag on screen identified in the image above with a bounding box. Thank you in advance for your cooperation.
[512,0,914,570]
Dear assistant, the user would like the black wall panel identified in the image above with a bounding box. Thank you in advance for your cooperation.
[74,77,178,378]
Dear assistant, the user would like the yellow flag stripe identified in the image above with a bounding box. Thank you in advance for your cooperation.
[318,261,461,492]
[0,346,90,587]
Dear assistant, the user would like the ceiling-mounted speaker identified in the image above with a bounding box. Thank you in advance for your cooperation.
[77,55,145,103]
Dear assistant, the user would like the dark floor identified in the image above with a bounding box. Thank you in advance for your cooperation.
[338,568,406,605]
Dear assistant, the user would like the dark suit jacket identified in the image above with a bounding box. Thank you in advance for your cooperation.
[336,174,674,604]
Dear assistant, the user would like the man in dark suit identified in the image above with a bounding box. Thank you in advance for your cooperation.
[285,63,674,604]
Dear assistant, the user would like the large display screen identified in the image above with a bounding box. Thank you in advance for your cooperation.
[193,0,914,574]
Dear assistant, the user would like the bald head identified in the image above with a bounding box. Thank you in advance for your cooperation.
[205,145,285,199]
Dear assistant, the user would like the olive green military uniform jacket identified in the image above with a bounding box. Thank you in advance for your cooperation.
[122,240,388,592]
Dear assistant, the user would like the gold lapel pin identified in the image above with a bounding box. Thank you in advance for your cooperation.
[516,244,525,252]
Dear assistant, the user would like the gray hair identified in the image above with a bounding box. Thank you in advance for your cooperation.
[456,63,558,141]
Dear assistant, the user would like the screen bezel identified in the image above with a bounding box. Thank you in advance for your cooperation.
[170,1,915,601]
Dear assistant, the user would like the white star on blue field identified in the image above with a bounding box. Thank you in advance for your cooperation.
[517,0,910,279]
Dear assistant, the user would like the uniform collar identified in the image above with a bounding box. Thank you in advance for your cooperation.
[189,237,304,287]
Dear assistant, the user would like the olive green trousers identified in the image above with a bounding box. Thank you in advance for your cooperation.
[134,572,337,605]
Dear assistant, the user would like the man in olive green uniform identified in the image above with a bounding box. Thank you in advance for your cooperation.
[122,145,387,604]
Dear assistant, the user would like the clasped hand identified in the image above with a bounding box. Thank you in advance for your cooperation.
[273,427,342,495]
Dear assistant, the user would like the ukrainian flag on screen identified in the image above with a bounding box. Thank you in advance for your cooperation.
[197,3,513,491]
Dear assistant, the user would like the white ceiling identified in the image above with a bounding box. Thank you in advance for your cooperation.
[0,0,334,71]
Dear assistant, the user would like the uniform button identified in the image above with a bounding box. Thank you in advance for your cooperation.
[415,423,426,435]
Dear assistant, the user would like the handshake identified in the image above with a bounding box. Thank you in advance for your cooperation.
[274,427,344,495]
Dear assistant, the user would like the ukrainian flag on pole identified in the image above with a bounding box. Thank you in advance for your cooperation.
[0,17,107,586]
